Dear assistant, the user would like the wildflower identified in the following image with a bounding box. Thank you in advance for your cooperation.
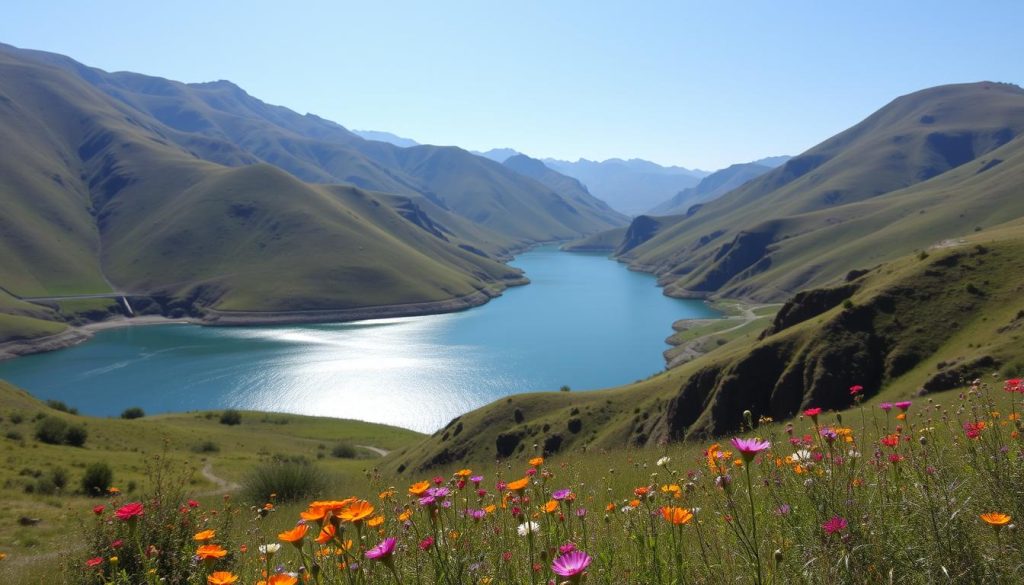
[364,537,396,560]
[529,457,544,467]
[455,469,472,478]
[634,486,650,497]
[409,481,430,497]
[552,488,573,501]
[207,572,239,584]
[278,524,309,546]
[257,576,298,585]
[880,433,900,448]
[517,521,540,536]
[775,504,791,516]
[1004,379,1022,393]
[367,515,385,527]
[803,407,822,423]
[730,437,771,462]
[980,512,1012,528]
[316,524,337,544]
[879,402,893,412]
[196,544,228,560]
[115,502,144,522]
[258,543,281,556]
[92,505,104,516]
[660,506,694,525]
[551,550,592,580]
[576,507,587,518]
[660,484,682,498]
[895,401,912,412]
[471,475,484,486]
[964,421,986,439]
[822,516,848,535]
[543,500,559,513]
[820,427,838,444]
[86,557,103,567]
[338,500,375,524]
[193,529,216,542]
[507,477,530,493]
[656,456,671,467]
[419,536,434,550]
[849,385,863,395]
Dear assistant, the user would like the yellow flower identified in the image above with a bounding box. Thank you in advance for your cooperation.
[399,509,413,522]
[980,512,1012,527]
[207,572,239,584]
[367,515,385,527]
[455,469,473,477]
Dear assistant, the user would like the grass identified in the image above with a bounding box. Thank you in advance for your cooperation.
[21,378,1024,584]
[0,380,423,576]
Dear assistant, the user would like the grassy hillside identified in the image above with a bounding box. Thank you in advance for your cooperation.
[618,82,1024,300]
[648,161,772,215]
[384,231,1024,473]
[0,43,550,337]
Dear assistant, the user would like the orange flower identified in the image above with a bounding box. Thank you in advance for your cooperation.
[300,507,328,523]
[367,515,385,527]
[980,512,1012,527]
[484,504,496,513]
[409,481,431,497]
[660,484,681,499]
[278,524,309,544]
[529,457,544,467]
[605,503,616,513]
[398,509,413,522]
[338,500,374,524]
[506,477,530,492]
[661,506,694,525]
[455,469,473,477]
[628,499,641,508]
[207,571,239,584]
[543,500,558,513]
[378,489,395,500]
[258,576,298,585]
[196,544,228,560]
[316,524,336,544]
[634,487,650,497]
[194,529,216,542]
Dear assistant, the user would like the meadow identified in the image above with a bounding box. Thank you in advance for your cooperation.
[5,376,1021,584]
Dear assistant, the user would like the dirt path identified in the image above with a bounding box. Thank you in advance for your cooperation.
[665,303,779,368]
[199,462,241,496]
[358,445,390,457]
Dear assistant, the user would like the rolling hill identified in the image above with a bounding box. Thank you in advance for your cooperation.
[648,161,774,215]
[613,82,1024,301]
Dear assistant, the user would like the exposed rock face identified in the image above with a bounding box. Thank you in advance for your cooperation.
[761,284,859,338]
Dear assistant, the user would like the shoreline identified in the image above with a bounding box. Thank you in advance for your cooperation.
[0,279,529,362]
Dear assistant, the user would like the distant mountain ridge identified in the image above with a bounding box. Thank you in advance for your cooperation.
[352,130,420,148]
[647,161,775,216]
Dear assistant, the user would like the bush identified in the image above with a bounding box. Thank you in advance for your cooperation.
[64,424,88,447]
[190,440,220,453]
[219,409,242,426]
[241,460,329,504]
[121,407,146,419]
[9,412,24,424]
[45,399,78,414]
[5,430,22,440]
[81,462,113,496]
[330,441,357,458]
[35,416,68,444]
[50,467,68,490]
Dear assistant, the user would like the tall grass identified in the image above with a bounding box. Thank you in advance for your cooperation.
[63,378,1024,584]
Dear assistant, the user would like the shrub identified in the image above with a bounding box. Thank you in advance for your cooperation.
[81,462,113,496]
[560,385,571,392]
[330,441,357,458]
[190,440,220,453]
[5,430,22,440]
[121,407,146,419]
[64,424,88,447]
[49,467,68,490]
[241,460,329,503]
[219,409,242,426]
[9,411,24,424]
[35,416,68,444]
[45,399,78,414]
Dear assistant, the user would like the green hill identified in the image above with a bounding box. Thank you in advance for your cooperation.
[0,45,536,338]
[384,231,1024,473]
[615,82,1024,300]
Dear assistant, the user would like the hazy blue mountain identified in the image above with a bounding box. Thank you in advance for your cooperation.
[750,155,791,168]
[474,148,521,163]
[648,162,774,215]
[502,154,622,217]
[542,158,707,215]
[353,130,420,148]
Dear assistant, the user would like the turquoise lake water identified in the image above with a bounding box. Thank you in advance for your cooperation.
[0,247,717,432]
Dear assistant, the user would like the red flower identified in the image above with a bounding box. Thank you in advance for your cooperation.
[93,505,105,516]
[111,539,124,549]
[86,557,103,567]
[1005,379,1022,393]
[822,516,847,535]
[115,502,144,521]
[880,434,899,448]
[803,408,822,422]
[188,499,200,508]
[849,385,863,395]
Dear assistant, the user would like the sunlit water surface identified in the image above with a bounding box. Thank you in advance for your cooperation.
[0,247,716,432]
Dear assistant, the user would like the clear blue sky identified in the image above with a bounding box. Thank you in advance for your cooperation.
[3,1,1022,170]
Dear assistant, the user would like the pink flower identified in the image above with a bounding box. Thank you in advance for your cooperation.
[730,437,771,462]
[559,541,577,554]
[1004,379,1022,393]
[894,401,912,412]
[552,489,573,501]
[879,402,894,412]
[110,539,124,550]
[822,516,847,535]
[115,502,144,522]
[419,536,434,551]
[849,385,863,395]
[92,505,105,516]
[86,557,103,568]
[803,407,822,421]
[364,537,396,561]
[188,499,200,508]
[551,550,592,578]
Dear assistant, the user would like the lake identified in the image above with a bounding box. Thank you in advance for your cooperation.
[0,247,717,432]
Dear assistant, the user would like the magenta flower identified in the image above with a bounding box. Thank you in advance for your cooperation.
[470,475,484,485]
[427,486,451,499]
[819,427,838,443]
[559,541,577,554]
[467,508,486,521]
[115,502,144,522]
[822,516,848,535]
[551,550,592,578]
[879,402,893,412]
[364,537,396,560]
[552,489,573,501]
[730,437,771,462]
[895,401,912,411]
[849,384,863,395]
